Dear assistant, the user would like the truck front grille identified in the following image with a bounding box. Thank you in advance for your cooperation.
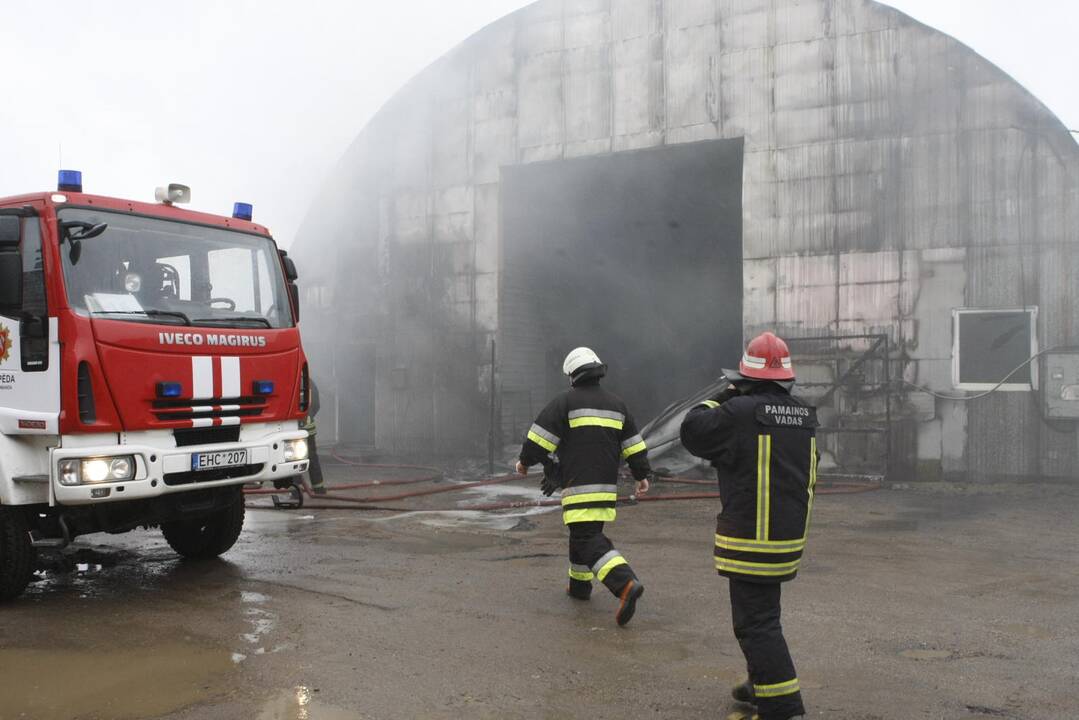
[163,463,265,486]
[173,426,242,447]
[152,396,267,424]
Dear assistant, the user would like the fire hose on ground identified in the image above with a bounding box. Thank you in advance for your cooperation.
[242,449,881,513]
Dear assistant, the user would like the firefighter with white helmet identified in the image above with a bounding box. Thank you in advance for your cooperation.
[680,332,816,720]
[516,347,654,626]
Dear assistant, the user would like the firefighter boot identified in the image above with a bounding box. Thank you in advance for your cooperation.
[731,680,756,705]
[566,578,592,601]
[615,580,644,627]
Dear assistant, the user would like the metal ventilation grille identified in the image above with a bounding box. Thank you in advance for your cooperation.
[173,426,242,447]
[152,396,267,423]
[77,362,96,424]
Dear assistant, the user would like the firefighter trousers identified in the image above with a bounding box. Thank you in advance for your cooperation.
[567,522,636,599]
[306,436,325,491]
[729,578,805,720]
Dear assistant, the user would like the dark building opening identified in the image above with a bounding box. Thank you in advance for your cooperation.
[333,342,376,447]
[500,139,745,437]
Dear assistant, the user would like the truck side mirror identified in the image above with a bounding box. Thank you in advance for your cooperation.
[277,250,299,321]
[281,255,298,282]
[289,284,300,323]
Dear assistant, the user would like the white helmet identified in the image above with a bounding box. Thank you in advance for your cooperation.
[563,347,603,377]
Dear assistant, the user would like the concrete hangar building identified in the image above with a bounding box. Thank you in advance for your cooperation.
[294,0,1079,482]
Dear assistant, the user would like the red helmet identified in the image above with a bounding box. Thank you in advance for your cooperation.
[738,332,795,381]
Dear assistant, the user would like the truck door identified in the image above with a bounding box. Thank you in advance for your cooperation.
[0,212,60,435]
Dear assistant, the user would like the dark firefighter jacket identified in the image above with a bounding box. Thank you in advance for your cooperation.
[519,380,651,524]
[680,383,818,583]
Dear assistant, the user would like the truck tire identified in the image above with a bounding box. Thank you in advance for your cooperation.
[161,492,245,560]
[0,507,35,602]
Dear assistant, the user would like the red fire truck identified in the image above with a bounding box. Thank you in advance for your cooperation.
[0,171,310,600]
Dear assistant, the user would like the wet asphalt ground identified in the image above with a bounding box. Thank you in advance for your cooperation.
[2,460,1078,720]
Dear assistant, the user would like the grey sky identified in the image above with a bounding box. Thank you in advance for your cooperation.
[1,0,1076,248]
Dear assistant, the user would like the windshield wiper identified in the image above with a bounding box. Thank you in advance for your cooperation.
[91,309,191,326]
[192,316,272,328]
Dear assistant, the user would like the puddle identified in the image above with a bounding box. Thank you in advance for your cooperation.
[238,589,281,657]
[0,642,235,719]
[459,483,547,501]
[375,507,556,532]
[258,687,359,720]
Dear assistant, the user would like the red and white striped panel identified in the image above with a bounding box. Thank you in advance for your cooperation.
[190,356,243,427]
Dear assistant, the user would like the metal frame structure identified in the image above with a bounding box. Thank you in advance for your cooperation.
[786,334,892,480]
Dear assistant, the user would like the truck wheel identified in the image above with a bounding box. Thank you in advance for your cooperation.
[161,492,245,560]
[0,507,35,601]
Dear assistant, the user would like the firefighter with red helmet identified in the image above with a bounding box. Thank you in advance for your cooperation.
[516,347,653,627]
[680,332,817,720]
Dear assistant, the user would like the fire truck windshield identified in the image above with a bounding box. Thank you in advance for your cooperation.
[57,208,293,329]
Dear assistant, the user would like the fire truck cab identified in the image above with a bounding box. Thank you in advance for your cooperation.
[0,171,310,600]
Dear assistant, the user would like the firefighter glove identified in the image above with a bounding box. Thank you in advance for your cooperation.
[540,460,563,497]
[713,384,741,405]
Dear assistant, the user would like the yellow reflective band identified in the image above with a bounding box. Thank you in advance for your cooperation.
[806,436,817,537]
[701,400,721,409]
[568,416,625,430]
[715,557,800,576]
[569,568,595,582]
[756,435,773,540]
[621,441,647,460]
[563,507,617,524]
[596,555,627,582]
[560,492,618,507]
[763,435,771,540]
[753,678,800,698]
[715,534,806,554]
[527,430,557,453]
[755,436,763,539]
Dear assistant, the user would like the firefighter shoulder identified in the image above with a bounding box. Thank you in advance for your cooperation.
[679,346,819,583]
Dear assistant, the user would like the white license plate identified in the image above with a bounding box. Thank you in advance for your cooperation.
[191,449,248,472]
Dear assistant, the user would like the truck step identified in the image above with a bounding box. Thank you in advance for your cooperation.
[30,536,68,549]
[13,474,48,484]
[30,517,71,550]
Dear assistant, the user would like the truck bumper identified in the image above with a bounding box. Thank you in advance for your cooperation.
[51,423,310,506]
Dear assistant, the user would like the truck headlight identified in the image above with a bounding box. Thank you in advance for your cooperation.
[58,455,136,485]
[283,438,309,462]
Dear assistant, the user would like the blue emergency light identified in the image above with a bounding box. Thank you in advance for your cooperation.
[253,380,274,395]
[156,382,183,398]
[58,169,83,193]
[232,202,253,221]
